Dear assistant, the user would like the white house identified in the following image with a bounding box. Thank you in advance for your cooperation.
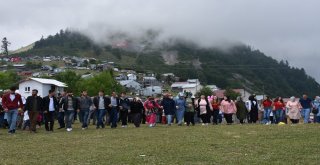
[142,86,162,96]
[171,79,202,94]
[127,74,137,81]
[19,78,67,98]
[119,80,141,91]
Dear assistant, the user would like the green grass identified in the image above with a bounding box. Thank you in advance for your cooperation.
[1,123,320,165]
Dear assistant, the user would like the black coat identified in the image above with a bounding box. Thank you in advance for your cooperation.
[130,101,144,114]
[93,96,111,110]
[42,96,59,112]
[24,96,43,112]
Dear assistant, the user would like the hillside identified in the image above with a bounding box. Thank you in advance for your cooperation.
[13,30,320,97]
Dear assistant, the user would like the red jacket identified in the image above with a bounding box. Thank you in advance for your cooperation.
[2,93,23,110]
[274,101,285,110]
[263,100,272,108]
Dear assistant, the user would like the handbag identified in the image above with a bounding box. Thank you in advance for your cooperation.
[312,108,319,114]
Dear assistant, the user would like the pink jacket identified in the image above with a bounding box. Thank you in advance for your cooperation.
[220,100,237,114]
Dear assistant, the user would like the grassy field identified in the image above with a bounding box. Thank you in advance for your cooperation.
[0,123,320,165]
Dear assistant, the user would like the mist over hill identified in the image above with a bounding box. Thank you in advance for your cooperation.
[14,29,320,97]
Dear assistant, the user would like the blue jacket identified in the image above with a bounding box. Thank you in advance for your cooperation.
[175,98,187,111]
[161,98,176,115]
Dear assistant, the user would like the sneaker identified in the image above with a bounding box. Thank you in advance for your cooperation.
[67,128,72,132]
[149,124,153,128]
[121,125,125,128]
[82,128,86,130]
[202,123,205,126]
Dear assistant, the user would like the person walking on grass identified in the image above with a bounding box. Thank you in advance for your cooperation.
[24,89,43,133]
[2,87,24,134]
[57,92,66,129]
[93,90,111,129]
[312,96,320,123]
[78,90,93,130]
[144,96,160,127]
[235,96,248,124]
[119,92,131,128]
[299,94,313,124]
[211,96,220,125]
[262,96,273,125]
[247,95,258,123]
[130,97,144,127]
[220,96,237,125]
[196,95,212,126]
[108,92,119,128]
[43,90,59,132]
[185,95,195,126]
[59,91,79,132]
[273,97,285,124]
[160,93,176,126]
[286,96,302,124]
[175,93,187,126]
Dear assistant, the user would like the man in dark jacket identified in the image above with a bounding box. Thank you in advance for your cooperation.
[93,90,111,129]
[78,90,93,130]
[57,92,66,129]
[119,92,131,128]
[160,93,176,126]
[42,90,59,132]
[2,87,24,134]
[59,91,79,132]
[24,89,43,133]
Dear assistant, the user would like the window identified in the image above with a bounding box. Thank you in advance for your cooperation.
[25,87,30,92]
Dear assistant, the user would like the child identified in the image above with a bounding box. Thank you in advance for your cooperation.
[22,111,30,130]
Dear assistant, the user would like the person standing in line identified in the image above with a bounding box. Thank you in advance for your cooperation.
[262,96,273,125]
[235,96,248,124]
[78,90,93,130]
[161,93,176,126]
[59,91,79,132]
[93,90,111,129]
[185,95,195,126]
[299,94,313,124]
[175,93,187,126]
[57,92,66,129]
[247,95,259,123]
[24,89,43,133]
[144,96,161,127]
[220,96,237,125]
[286,96,302,124]
[195,95,212,126]
[312,96,320,123]
[2,87,24,134]
[211,96,220,125]
[43,90,59,132]
[108,92,119,128]
[119,92,131,128]
[130,97,144,127]
[273,97,285,124]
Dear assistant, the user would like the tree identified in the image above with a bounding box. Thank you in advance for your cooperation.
[223,88,241,100]
[196,86,213,97]
[0,71,20,90]
[1,37,10,56]
[54,70,81,94]
[77,71,123,96]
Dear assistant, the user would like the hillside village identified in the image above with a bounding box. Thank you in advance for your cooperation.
[0,54,254,100]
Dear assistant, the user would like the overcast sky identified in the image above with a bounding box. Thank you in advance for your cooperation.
[1,0,319,82]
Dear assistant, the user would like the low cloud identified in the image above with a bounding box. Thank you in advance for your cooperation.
[1,0,320,81]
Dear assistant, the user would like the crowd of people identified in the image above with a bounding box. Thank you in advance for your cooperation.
[0,86,320,134]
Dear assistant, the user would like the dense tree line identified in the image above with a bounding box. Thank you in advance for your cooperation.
[11,30,320,97]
